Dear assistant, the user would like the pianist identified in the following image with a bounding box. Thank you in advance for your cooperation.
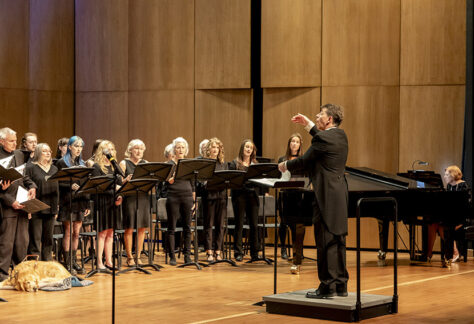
[278,103,349,299]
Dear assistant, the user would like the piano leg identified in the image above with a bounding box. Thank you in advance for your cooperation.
[377,219,389,260]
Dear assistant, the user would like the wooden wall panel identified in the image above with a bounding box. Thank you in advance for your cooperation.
[262,87,320,161]
[322,0,400,86]
[195,89,253,160]
[401,0,466,85]
[195,0,251,89]
[28,91,74,148]
[261,0,321,88]
[129,0,194,90]
[75,0,128,91]
[75,92,129,159]
[322,86,400,173]
[399,86,465,176]
[0,89,29,133]
[29,0,74,91]
[128,90,195,162]
[0,0,29,89]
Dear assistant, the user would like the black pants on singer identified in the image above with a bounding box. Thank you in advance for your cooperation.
[27,213,55,261]
[166,195,193,257]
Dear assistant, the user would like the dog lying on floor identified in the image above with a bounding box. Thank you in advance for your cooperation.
[0,260,71,292]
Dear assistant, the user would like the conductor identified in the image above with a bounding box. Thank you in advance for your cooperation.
[278,103,349,299]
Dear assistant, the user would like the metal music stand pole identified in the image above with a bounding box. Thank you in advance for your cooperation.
[117,179,159,274]
[77,176,115,278]
[206,170,247,267]
[130,162,173,270]
[245,163,281,264]
[175,158,216,270]
[48,166,94,276]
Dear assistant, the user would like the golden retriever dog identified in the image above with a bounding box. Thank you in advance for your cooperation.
[0,260,71,292]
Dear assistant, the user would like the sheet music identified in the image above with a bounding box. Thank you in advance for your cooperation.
[16,185,50,213]
[14,163,26,176]
[0,156,13,168]
[16,185,29,203]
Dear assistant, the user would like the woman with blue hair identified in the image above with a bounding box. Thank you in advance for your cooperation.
[56,136,90,274]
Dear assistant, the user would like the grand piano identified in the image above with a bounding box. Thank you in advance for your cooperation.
[346,166,471,260]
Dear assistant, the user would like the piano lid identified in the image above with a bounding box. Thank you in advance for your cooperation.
[346,166,425,190]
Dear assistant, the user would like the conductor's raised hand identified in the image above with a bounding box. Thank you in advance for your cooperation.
[291,113,311,127]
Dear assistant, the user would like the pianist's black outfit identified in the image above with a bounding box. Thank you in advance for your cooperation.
[203,160,227,254]
[165,160,194,264]
[443,181,471,260]
[229,159,259,261]
[0,148,37,282]
[286,125,349,296]
[26,163,59,261]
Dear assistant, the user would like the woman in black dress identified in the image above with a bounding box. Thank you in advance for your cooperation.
[202,138,227,262]
[443,165,471,265]
[56,136,89,273]
[119,139,149,266]
[165,137,194,266]
[229,139,260,262]
[91,140,123,270]
[26,143,59,261]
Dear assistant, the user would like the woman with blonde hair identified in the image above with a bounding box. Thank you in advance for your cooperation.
[91,140,123,270]
[119,139,149,266]
[26,143,59,261]
[202,138,227,262]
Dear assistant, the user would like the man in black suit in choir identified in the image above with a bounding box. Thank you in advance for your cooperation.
[0,127,37,282]
[278,103,349,298]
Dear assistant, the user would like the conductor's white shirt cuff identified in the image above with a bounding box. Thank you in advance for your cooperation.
[305,121,315,132]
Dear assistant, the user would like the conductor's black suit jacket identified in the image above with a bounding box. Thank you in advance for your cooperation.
[286,126,348,236]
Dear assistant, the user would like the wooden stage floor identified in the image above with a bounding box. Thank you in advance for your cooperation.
[1,249,473,323]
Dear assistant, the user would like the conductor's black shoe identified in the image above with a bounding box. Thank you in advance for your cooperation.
[169,257,177,266]
[235,254,243,262]
[281,248,288,260]
[336,284,348,297]
[306,289,335,299]
[184,255,192,264]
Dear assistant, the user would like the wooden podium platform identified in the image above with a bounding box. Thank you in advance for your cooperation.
[263,289,395,322]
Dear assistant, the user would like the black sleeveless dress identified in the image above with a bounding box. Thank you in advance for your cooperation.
[122,159,150,229]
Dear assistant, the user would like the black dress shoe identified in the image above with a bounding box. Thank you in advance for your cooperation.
[169,257,177,266]
[281,248,288,260]
[336,284,348,297]
[184,255,192,264]
[105,264,119,271]
[250,255,260,262]
[306,289,335,299]
[235,254,243,262]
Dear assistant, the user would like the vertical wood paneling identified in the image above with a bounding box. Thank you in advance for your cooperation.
[195,0,251,89]
[129,0,194,90]
[399,86,465,176]
[28,91,74,148]
[322,0,400,86]
[29,0,74,91]
[75,0,128,91]
[0,89,29,133]
[261,0,321,88]
[322,86,400,173]
[75,92,129,159]
[0,0,29,89]
[195,89,253,160]
[262,87,320,161]
[128,90,195,162]
[401,0,466,85]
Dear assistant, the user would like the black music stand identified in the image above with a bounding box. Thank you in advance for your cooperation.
[77,176,115,278]
[245,163,281,264]
[117,179,159,275]
[48,166,94,276]
[131,162,172,270]
[175,158,216,270]
[206,170,247,267]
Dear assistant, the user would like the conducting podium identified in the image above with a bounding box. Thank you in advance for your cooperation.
[245,163,281,265]
[48,166,94,276]
[77,175,115,278]
[205,170,247,267]
[175,158,216,270]
[131,162,173,271]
